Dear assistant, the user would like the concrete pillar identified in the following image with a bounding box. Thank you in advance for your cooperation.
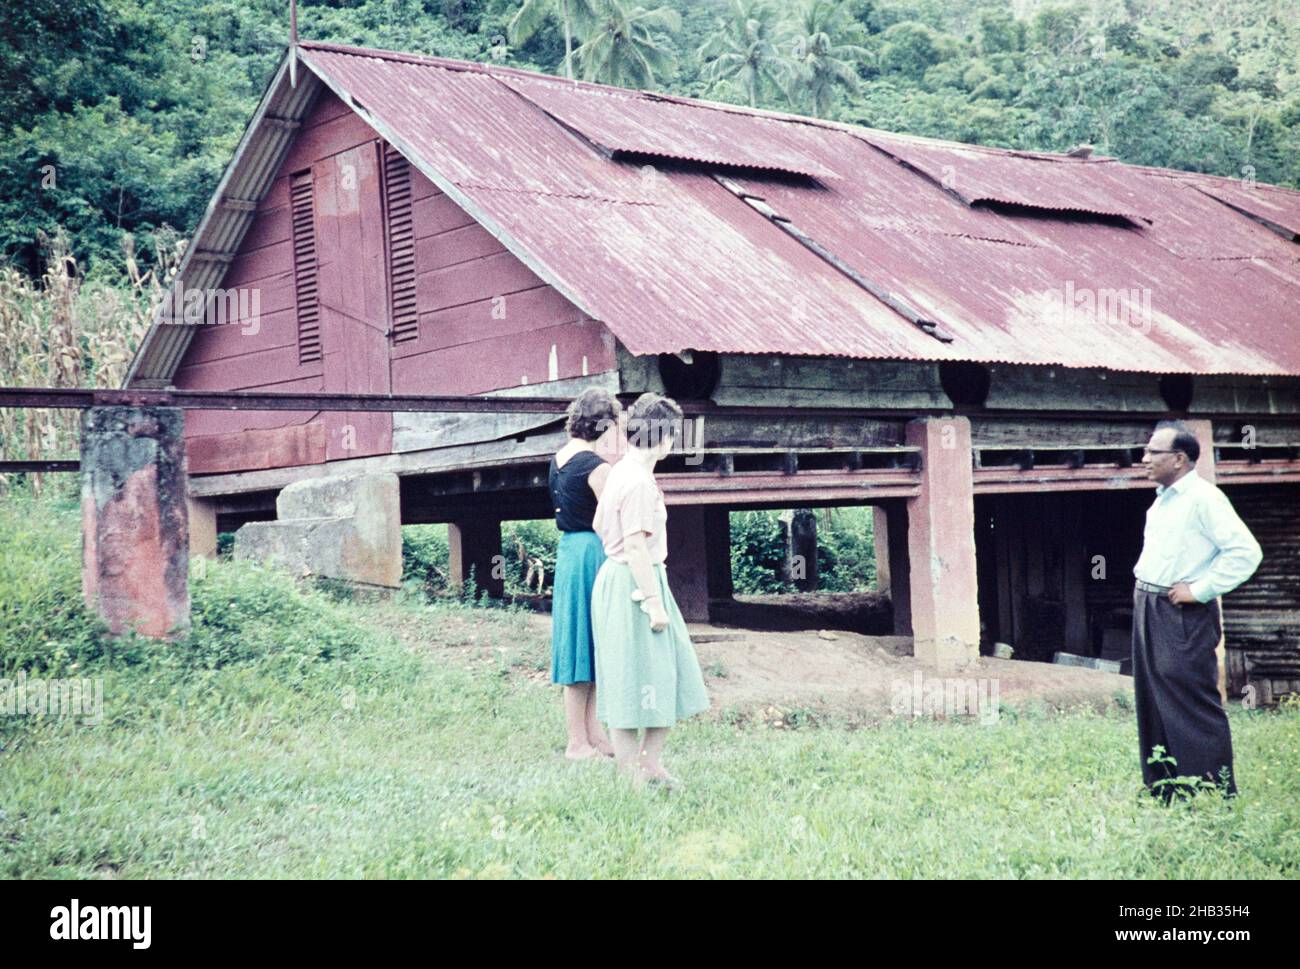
[906,417,980,669]
[187,496,219,559]
[666,505,710,622]
[703,507,733,602]
[1186,419,1216,484]
[1186,419,1227,704]
[448,517,504,599]
[81,406,190,639]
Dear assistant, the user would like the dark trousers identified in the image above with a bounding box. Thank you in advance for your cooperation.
[1132,586,1237,799]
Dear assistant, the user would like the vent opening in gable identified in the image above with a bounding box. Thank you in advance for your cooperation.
[290,170,322,364]
[383,145,419,344]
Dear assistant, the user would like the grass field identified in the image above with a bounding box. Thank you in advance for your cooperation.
[2,497,1298,879]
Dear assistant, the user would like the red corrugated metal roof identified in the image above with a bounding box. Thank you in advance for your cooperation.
[858,133,1147,223]
[285,44,1300,375]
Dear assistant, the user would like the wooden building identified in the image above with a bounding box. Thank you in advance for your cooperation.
[125,42,1300,700]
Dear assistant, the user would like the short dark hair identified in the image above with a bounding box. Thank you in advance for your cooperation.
[1155,420,1200,463]
[625,392,684,449]
[565,388,620,442]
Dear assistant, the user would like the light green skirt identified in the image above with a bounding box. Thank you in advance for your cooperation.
[592,560,710,729]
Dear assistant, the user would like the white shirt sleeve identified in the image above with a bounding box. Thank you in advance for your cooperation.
[1187,487,1263,602]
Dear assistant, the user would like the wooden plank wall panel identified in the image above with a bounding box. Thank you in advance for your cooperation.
[392,178,616,399]
[175,91,385,472]
[313,142,392,460]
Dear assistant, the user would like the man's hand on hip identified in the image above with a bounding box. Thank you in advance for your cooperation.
[1167,582,1199,605]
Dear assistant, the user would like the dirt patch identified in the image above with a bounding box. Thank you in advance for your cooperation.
[688,624,1132,726]
[709,591,893,635]
[372,601,1132,727]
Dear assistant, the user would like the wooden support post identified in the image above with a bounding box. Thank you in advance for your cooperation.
[448,517,504,599]
[703,507,733,603]
[880,501,912,636]
[666,505,710,622]
[906,417,980,669]
[873,505,890,593]
[789,508,818,591]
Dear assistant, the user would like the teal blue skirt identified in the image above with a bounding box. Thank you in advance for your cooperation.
[551,530,606,685]
[592,560,710,728]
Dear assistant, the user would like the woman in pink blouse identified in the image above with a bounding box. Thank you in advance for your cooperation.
[590,393,710,788]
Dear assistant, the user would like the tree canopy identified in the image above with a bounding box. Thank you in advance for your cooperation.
[3,0,1297,277]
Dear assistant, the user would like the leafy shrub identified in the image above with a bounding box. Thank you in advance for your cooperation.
[729,508,877,595]
[0,497,386,678]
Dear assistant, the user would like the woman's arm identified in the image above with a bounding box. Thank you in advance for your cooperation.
[623,531,668,632]
[588,461,611,500]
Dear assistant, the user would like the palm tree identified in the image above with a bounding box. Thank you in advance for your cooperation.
[696,0,795,109]
[788,0,870,118]
[507,0,605,80]
[569,1,681,88]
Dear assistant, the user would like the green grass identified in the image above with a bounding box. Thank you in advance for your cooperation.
[2,498,1298,878]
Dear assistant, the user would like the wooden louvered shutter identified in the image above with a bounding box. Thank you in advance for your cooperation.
[383,145,418,344]
[291,170,321,363]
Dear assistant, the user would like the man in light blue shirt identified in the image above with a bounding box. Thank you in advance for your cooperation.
[1132,421,1262,799]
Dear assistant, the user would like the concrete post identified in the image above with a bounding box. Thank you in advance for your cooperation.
[448,517,504,599]
[81,406,190,639]
[906,417,980,669]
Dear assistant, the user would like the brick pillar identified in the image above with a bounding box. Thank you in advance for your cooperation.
[1186,419,1228,704]
[81,406,190,639]
[703,507,733,602]
[906,417,979,669]
[448,517,504,599]
[187,496,218,559]
[666,505,710,622]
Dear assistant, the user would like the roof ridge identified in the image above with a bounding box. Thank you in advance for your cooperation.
[297,41,1163,171]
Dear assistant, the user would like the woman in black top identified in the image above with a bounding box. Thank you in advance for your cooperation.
[549,388,622,759]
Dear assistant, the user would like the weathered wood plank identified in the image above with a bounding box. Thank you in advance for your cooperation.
[983,365,1166,412]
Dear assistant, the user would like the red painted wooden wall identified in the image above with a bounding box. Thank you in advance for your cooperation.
[176,90,616,475]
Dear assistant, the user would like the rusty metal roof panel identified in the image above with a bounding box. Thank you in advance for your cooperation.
[1182,175,1300,241]
[736,135,1299,374]
[859,132,1149,223]
[497,73,838,180]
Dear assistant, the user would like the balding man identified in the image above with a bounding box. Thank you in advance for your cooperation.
[1132,421,1262,800]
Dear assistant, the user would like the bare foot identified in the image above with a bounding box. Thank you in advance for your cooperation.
[564,743,601,761]
[643,765,679,785]
[592,740,616,758]
[616,760,651,789]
